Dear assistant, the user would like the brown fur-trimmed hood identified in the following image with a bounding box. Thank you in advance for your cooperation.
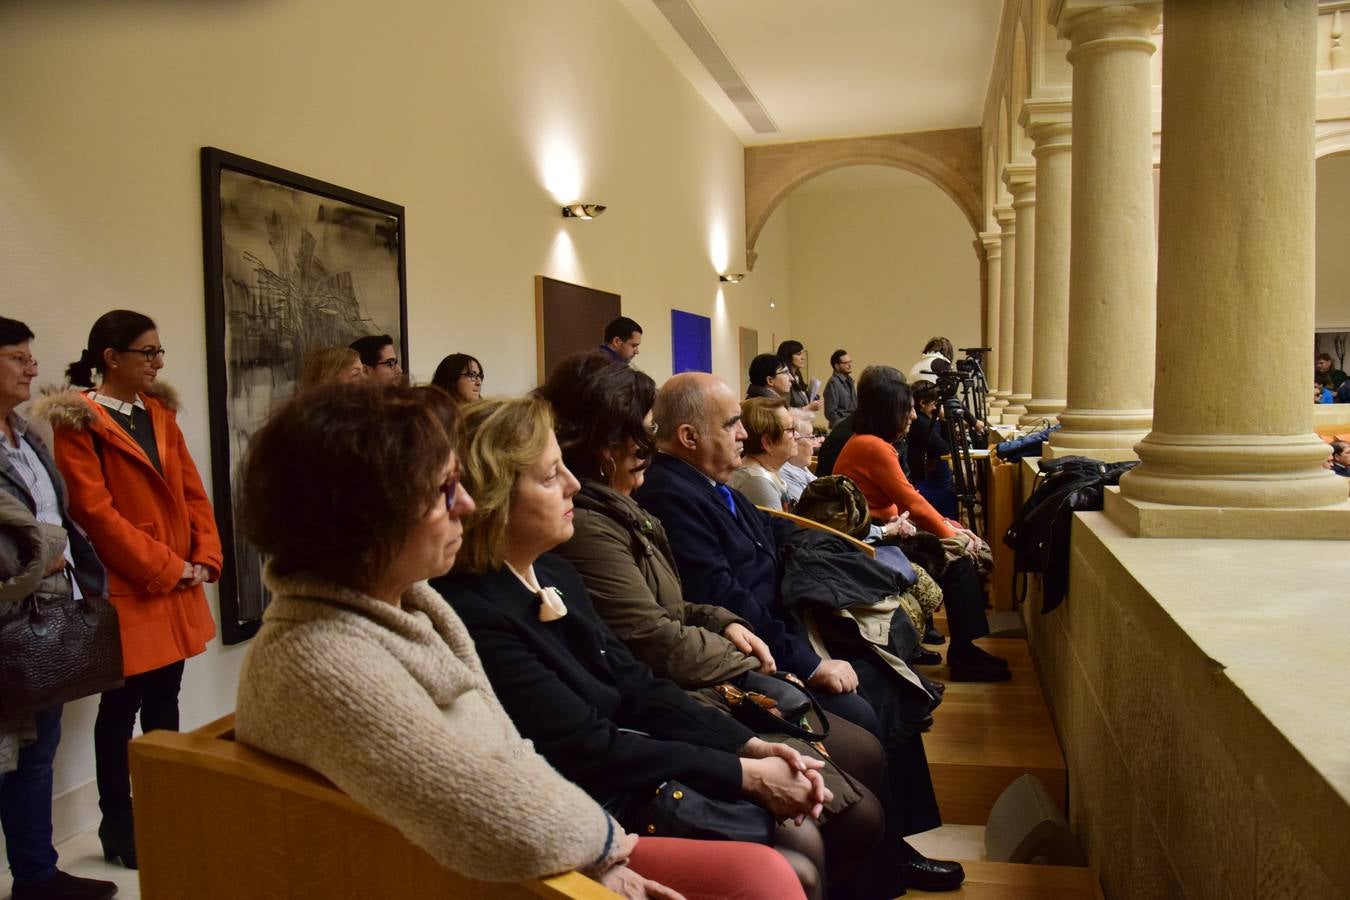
[33,381,182,431]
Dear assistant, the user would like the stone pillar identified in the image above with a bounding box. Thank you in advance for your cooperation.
[1001,164,1036,419]
[994,206,1016,410]
[980,231,1005,418]
[1111,0,1350,538]
[1020,99,1072,427]
[1045,0,1160,462]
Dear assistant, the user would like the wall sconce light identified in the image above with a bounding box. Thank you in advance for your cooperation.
[562,203,606,219]
[719,273,746,284]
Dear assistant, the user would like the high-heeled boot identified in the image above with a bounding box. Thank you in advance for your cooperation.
[98,809,138,869]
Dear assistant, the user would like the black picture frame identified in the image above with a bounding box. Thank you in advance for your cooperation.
[200,147,408,644]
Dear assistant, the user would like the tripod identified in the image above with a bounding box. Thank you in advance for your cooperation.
[956,347,991,429]
[938,386,982,535]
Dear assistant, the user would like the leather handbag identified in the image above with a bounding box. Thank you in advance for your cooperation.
[0,567,124,724]
[713,671,829,742]
[613,780,775,845]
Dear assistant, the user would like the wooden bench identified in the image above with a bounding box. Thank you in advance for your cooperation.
[908,860,1104,898]
[129,715,616,899]
[757,505,876,557]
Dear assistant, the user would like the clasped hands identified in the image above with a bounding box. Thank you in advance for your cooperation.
[739,736,832,825]
[177,562,210,588]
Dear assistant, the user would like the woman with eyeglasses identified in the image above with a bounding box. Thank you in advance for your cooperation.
[431,353,485,404]
[746,353,791,401]
[42,310,222,869]
[727,397,797,512]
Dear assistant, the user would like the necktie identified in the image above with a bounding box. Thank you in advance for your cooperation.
[715,483,737,517]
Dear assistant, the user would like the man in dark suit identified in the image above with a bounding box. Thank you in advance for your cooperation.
[634,371,964,893]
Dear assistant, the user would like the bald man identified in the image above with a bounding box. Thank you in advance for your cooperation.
[634,373,963,893]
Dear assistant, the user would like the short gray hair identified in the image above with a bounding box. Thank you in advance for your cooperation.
[653,373,712,447]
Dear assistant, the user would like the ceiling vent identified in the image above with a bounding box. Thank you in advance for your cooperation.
[651,0,778,134]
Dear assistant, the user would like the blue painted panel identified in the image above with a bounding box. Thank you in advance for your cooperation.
[671,309,712,374]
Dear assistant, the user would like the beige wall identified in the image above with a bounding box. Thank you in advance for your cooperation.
[1316,152,1350,330]
[772,165,981,405]
[0,0,789,820]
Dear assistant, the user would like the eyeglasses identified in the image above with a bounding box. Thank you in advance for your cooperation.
[645,421,659,435]
[120,346,165,362]
[374,358,401,370]
[459,371,484,382]
[0,353,37,368]
[439,474,461,511]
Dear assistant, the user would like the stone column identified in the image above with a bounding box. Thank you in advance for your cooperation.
[1045,0,1160,462]
[1001,164,1036,419]
[1111,0,1350,537]
[1019,100,1073,427]
[980,231,1005,418]
[994,205,1016,410]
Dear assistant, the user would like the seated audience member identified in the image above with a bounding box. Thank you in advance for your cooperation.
[298,346,363,391]
[431,352,484,404]
[777,341,822,412]
[905,380,958,519]
[746,353,790,400]
[817,367,909,479]
[727,397,796,511]
[832,367,1008,682]
[540,354,922,898]
[599,316,643,365]
[634,373,965,893]
[1315,352,1346,390]
[780,410,818,504]
[349,334,403,385]
[1315,376,1335,404]
[1331,440,1350,477]
[0,316,118,900]
[233,384,795,900]
[823,350,857,428]
[908,337,954,385]
[1338,378,1350,404]
[431,396,841,898]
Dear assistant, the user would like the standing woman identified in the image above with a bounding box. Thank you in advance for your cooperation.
[42,310,222,869]
[775,341,821,412]
[431,353,485,404]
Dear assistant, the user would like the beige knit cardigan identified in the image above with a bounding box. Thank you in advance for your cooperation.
[234,567,623,882]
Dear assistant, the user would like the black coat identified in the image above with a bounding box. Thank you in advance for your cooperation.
[432,555,751,803]
[634,453,822,678]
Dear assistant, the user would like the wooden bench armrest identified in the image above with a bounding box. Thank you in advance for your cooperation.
[757,506,876,557]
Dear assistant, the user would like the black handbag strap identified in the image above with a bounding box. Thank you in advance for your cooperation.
[716,672,831,743]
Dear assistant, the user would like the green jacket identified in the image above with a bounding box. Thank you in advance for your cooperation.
[555,480,757,688]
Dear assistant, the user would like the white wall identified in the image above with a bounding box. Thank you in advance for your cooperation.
[1317,152,1350,330]
[0,0,789,834]
[771,165,981,412]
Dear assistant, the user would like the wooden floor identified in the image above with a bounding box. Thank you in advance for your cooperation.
[918,634,1067,826]
[907,861,1104,899]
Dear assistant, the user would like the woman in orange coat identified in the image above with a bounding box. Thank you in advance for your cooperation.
[42,309,221,870]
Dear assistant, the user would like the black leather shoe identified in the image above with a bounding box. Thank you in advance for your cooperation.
[98,811,138,870]
[970,645,1010,670]
[949,657,1012,682]
[922,626,946,645]
[899,855,966,892]
[909,646,943,666]
[12,870,118,900]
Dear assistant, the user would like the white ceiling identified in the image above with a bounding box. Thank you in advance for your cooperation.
[620,0,1003,146]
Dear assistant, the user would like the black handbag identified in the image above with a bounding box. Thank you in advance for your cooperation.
[614,780,775,845]
[0,569,124,724]
[714,671,829,743]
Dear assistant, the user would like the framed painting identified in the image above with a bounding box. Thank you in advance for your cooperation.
[671,309,712,374]
[200,147,408,643]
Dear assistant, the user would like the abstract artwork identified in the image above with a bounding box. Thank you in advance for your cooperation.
[671,309,712,374]
[200,148,407,643]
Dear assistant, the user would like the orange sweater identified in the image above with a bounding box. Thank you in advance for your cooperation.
[833,434,955,538]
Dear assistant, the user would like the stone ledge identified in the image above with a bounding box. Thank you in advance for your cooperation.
[1104,485,1350,538]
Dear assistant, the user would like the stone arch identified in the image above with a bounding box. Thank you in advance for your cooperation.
[1316,120,1350,159]
[744,128,981,268]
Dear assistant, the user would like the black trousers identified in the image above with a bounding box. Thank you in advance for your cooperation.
[94,660,185,818]
[939,556,991,649]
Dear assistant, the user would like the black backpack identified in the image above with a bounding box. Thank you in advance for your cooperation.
[1003,456,1138,613]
